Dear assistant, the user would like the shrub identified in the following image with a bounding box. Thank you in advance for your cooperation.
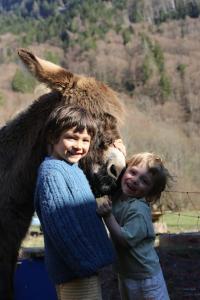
[123,78,135,93]
[44,51,60,65]
[11,69,36,93]
[113,0,127,10]
[159,72,172,99]
[177,63,187,78]
[122,27,133,45]
[152,42,164,73]
[142,55,153,83]
[128,0,144,23]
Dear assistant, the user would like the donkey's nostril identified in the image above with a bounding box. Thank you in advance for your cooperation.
[110,164,118,178]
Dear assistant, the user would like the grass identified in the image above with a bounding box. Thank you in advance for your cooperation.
[21,235,44,248]
[21,226,44,248]
[161,210,200,233]
[21,211,200,250]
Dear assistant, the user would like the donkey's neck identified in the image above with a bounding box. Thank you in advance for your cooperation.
[0,92,62,170]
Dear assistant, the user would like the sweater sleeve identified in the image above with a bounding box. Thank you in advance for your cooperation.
[36,168,102,275]
[120,209,148,248]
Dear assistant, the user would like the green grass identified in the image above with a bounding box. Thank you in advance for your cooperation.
[21,211,200,250]
[22,235,44,248]
[161,210,200,233]
[22,226,44,248]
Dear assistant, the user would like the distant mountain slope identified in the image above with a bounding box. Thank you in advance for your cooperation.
[0,0,78,18]
[1,0,200,22]
[0,0,200,53]
[0,0,200,50]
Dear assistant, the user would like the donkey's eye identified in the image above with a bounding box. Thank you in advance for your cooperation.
[130,170,137,176]
[98,141,108,150]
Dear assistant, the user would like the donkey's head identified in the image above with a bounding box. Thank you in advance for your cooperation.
[18,49,126,197]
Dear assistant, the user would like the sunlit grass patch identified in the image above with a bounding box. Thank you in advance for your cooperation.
[161,211,200,233]
[22,226,44,248]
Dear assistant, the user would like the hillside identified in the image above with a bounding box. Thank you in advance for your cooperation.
[1,0,200,48]
[1,0,200,21]
[0,1,200,209]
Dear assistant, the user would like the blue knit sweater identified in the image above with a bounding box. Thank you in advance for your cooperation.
[34,157,115,284]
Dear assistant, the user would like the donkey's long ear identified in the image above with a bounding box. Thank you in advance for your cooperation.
[18,48,73,92]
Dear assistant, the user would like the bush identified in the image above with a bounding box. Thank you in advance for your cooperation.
[44,51,60,65]
[142,55,153,83]
[113,0,127,10]
[128,0,144,23]
[122,27,133,45]
[177,63,187,78]
[122,70,135,93]
[11,69,36,93]
[152,42,164,73]
[159,72,172,99]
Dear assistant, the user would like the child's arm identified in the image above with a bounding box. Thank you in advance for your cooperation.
[97,200,128,247]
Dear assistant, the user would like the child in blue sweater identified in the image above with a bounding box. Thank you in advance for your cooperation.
[34,105,115,300]
[97,152,171,300]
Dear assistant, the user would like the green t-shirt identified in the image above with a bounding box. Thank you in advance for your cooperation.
[112,197,161,279]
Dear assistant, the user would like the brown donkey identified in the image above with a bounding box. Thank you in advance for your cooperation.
[0,49,126,300]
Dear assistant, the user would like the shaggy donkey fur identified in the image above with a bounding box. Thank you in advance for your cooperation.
[0,49,125,300]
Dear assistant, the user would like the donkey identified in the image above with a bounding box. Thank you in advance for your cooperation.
[0,49,126,300]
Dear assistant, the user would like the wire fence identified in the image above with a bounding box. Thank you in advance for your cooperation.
[153,190,200,233]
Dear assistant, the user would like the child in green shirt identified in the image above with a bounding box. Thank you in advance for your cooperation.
[97,152,171,300]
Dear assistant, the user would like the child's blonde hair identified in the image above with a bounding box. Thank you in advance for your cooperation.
[127,152,171,202]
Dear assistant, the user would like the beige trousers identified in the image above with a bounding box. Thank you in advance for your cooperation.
[56,275,102,300]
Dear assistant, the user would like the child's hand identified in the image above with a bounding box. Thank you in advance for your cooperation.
[96,198,112,218]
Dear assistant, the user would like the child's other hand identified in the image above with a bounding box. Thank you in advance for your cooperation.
[96,198,112,217]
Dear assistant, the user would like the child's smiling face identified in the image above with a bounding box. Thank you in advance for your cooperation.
[51,126,91,164]
[121,163,154,199]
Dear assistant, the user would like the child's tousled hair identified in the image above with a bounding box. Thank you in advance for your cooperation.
[127,152,172,202]
[44,105,97,145]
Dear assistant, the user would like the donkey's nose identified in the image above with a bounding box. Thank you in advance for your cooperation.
[108,164,123,179]
[106,147,126,180]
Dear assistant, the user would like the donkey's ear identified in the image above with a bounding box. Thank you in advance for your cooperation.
[18,48,73,92]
